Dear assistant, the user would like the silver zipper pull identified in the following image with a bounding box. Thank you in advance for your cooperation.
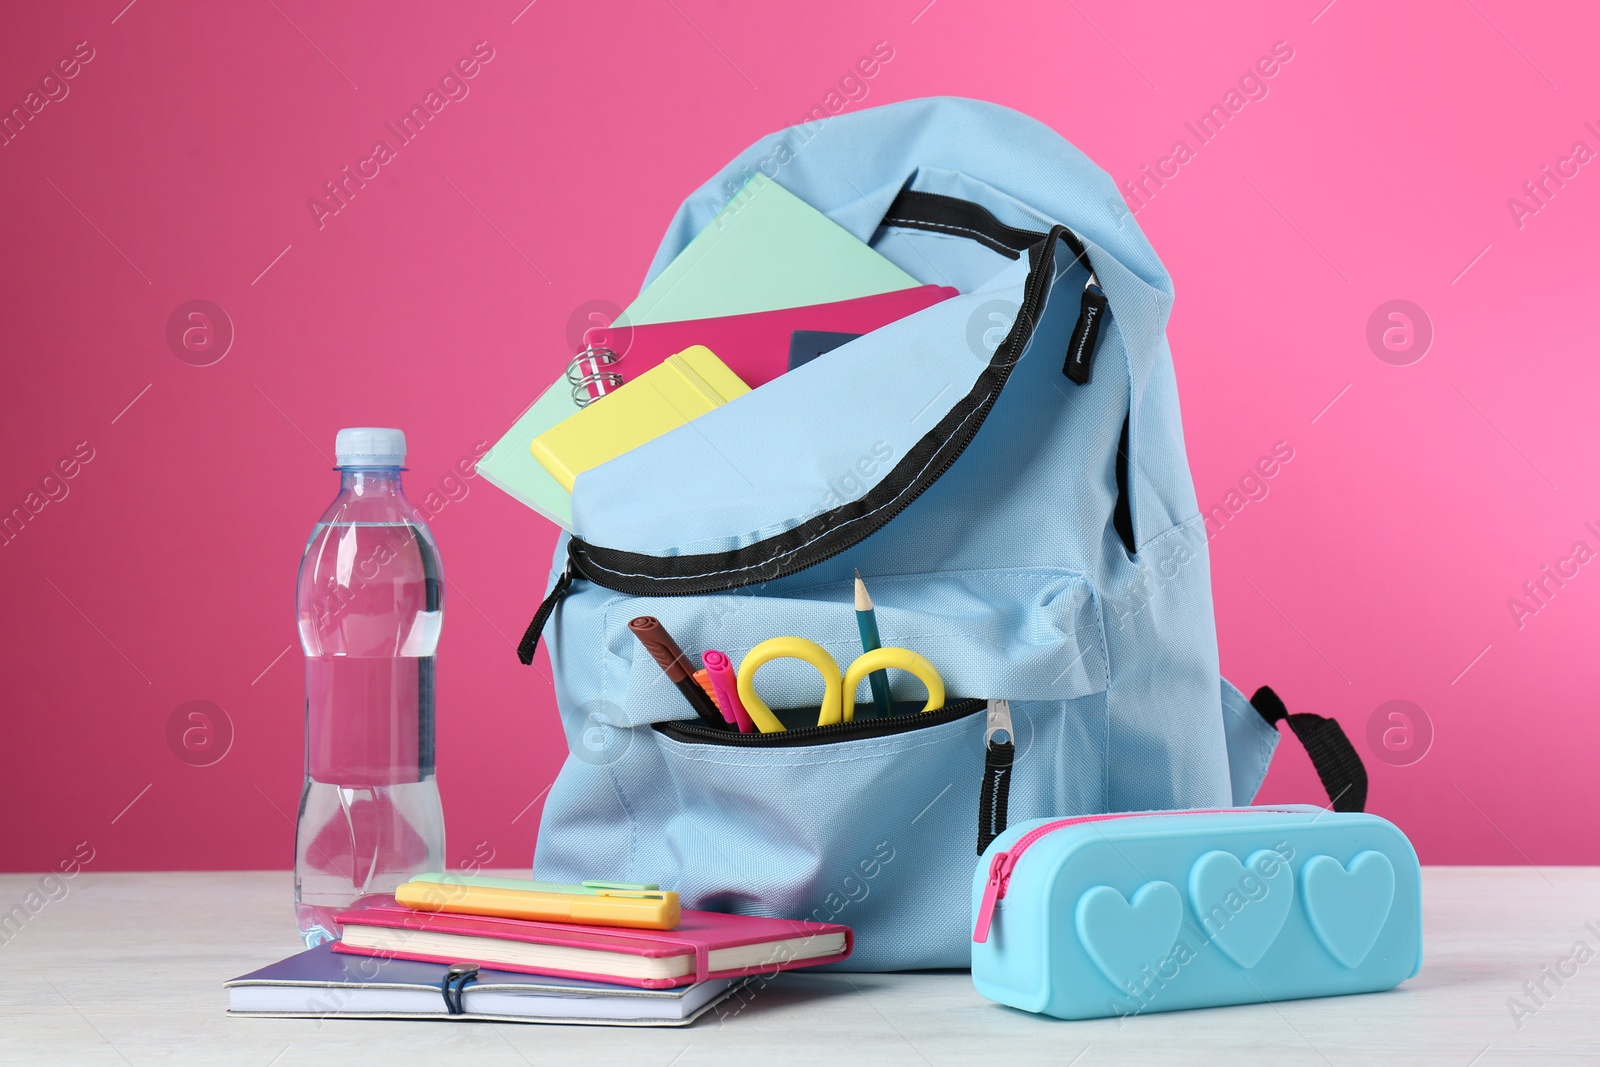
[986,699,1013,748]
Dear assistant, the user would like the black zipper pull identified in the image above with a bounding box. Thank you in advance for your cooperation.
[977,699,1016,854]
[1062,279,1108,385]
[517,560,575,665]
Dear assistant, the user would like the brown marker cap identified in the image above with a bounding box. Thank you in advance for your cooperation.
[628,616,693,682]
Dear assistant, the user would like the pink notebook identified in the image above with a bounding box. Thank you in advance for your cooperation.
[332,905,853,989]
[571,283,958,403]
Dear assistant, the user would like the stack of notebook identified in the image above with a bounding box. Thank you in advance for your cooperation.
[477,171,956,528]
[226,873,851,1027]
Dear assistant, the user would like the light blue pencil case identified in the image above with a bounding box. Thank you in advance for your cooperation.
[970,807,1422,1020]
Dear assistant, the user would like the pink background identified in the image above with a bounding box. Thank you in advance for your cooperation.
[4,0,1595,873]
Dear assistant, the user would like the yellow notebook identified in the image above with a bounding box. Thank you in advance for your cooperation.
[531,346,749,492]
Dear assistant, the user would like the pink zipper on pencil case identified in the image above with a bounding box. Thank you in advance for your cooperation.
[973,808,1305,942]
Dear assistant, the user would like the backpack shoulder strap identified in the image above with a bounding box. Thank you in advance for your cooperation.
[1249,686,1368,812]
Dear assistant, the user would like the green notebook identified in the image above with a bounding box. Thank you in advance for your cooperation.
[477,172,919,529]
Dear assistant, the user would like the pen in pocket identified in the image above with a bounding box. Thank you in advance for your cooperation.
[628,616,728,728]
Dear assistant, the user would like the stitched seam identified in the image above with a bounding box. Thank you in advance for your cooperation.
[596,589,628,710]
[1090,586,1111,694]
[1101,690,1111,812]
[1137,512,1209,551]
[594,597,637,873]
[898,188,1057,245]
[600,758,639,879]
[882,215,1023,256]
[782,565,1098,600]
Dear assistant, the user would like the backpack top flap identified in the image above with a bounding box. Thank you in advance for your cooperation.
[567,97,1182,594]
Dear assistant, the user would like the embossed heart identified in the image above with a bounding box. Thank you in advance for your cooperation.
[1188,849,1294,968]
[1301,851,1395,968]
[1075,882,1183,991]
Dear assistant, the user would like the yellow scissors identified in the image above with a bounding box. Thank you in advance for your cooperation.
[735,636,945,733]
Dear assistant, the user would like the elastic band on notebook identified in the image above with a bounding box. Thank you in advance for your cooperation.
[441,963,479,1015]
[692,941,710,983]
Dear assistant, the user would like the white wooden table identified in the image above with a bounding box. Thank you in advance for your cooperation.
[2,868,1595,1065]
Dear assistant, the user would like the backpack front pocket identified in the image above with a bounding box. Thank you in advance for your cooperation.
[539,564,1113,970]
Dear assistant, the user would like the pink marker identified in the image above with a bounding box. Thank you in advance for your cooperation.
[702,650,754,733]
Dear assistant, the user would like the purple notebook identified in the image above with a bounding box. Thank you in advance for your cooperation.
[224,943,734,1026]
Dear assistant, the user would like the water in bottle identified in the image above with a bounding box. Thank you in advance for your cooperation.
[294,427,445,947]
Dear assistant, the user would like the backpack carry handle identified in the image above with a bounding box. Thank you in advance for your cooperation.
[879,188,1106,382]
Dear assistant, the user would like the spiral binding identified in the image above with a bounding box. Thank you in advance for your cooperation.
[566,345,623,407]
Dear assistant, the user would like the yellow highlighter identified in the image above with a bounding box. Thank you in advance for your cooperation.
[396,881,681,930]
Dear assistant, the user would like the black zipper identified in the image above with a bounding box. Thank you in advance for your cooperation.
[565,224,1084,600]
[517,561,573,665]
[654,698,985,748]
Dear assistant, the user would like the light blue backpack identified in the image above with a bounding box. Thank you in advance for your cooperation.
[517,97,1363,971]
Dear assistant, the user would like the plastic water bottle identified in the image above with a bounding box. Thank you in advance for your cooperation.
[294,428,445,946]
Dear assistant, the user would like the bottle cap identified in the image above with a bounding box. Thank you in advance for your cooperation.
[335,427,406,467]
